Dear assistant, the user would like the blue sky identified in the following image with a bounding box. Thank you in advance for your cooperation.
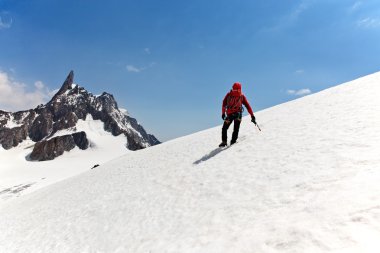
[1,0,380,141]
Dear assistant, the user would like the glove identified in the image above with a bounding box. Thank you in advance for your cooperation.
[251,115,256,124]
[222,113,226,120]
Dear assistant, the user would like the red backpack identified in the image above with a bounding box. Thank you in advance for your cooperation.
[226,90,243,113]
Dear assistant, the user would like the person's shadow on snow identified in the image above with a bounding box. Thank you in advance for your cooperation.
[193,147,229,165]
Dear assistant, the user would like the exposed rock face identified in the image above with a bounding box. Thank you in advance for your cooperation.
[30,132,89,161]
[0,109,36,149]
[29,112,53,142]
[0,71,160,159]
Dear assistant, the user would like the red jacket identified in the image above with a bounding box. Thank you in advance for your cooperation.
[222,90,254,116]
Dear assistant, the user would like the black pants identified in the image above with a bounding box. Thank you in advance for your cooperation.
[222,113,242,143]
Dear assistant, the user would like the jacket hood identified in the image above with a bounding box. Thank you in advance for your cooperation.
[232,82,242,91]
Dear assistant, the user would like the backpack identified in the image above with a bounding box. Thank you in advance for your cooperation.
[226,92,244,113]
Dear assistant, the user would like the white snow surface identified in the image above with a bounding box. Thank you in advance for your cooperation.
[120,108,129,116]
[3,114,24,128]
[0,114,128,202]
[1,72,380,252]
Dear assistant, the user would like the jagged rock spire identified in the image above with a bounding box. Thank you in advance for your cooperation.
[50,71,74,101]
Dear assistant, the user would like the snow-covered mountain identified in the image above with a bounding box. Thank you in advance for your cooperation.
[0,71,159,201]
[0,71,159,158]
[1,71,380,252]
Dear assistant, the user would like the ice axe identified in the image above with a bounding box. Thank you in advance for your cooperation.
[255,122,262,131]
[251,116,261,131]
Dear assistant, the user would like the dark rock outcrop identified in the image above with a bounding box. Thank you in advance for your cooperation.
[29,112,53,142]
[72,131,89,150]
[0,109,36,149]
[0,126,28,149]
[29,131,89,161]
[0,71,160,159]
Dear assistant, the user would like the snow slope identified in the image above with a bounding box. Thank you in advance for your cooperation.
[1,72,380,252]
[0,114,129,202]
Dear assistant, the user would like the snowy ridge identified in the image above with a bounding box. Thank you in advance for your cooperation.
[119,108,129,116]
[1,72,380,252]
[54,81,153,148]
[45,114,120,142]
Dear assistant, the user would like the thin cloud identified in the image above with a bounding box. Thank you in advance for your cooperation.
[290,1,310,20]
[357,17,380,28]
[265,0,314,32]
[126,62,155,73]
[126,65,143,73]
[0,12,13,29]
[0,71,53,111]
[295,69,304,74]
[144,48,151,54]
[349,1,362,13]
[287,88,312,96]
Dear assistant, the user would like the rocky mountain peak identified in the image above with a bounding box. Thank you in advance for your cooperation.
[50,70,74,102]
[0,71,160,161]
